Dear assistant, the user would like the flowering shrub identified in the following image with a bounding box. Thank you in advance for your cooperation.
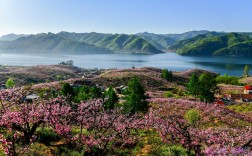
[0,89,150,155]
[0,88,252,156]
[148,98,252,155]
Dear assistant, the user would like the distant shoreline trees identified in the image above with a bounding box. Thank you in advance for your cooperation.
[59,60,74,66]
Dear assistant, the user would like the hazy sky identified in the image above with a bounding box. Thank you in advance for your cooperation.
[0,0,252,36]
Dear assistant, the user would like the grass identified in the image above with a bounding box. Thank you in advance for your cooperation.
[227,103,252,113]
[37,127,61,145]
[216,75,241,85]
[164,91,174,98]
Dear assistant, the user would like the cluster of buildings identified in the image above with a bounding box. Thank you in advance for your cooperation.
[216,85,252,105]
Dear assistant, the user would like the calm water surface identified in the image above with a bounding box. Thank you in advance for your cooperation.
[0,52,251,76]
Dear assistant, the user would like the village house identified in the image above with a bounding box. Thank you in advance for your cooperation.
[229,85,252,102]
[244,86,252,94]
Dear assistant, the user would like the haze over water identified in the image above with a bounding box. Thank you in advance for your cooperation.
[0,52,250,76]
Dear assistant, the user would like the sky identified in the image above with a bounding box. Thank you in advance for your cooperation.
[0,0,252,36]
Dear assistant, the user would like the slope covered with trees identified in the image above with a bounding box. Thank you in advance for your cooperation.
[0,32,163,54]
[171,33,252,56]
[58,32,163,54]
[136,32,177,50]
[0,33,112,54]
[136,30,210,50]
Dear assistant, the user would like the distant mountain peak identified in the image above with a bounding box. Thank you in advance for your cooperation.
[0,34,28,41]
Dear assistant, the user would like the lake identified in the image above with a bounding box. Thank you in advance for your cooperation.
[0,52,251,76]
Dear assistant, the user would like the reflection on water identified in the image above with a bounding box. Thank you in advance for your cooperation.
[0,52,251,76]
[190,61,252,70]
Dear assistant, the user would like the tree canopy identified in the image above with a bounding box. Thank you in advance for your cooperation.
[124,77,148,114]
[186,73,200,100]
[104,86,118,110]
[186,73,217,104]
[161,69,173,82]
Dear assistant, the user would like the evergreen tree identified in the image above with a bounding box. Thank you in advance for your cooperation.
[90,86,103,99]
[198,73,217,104]
[124,77,148,114]
[74,86,90,102]
[161,69,173,82]
[104,86,118,110]
[186,74,200,101]
[60,83,75,97]
[244,65,250,77]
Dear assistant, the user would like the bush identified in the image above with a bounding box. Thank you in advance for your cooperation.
[172,87,184,96]
[37,128,60,145]
[59,147,82,156]
[164,91,174,98]
[6,78,15,88]
[216,75,240,85]
[184,109,201,127]
[170,146,188,156]
[151,145,187,156]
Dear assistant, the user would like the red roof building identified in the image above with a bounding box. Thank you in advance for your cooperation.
[244,86,252,94]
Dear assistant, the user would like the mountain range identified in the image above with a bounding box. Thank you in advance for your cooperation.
[1,30,252,56]
[57,32,162,54]
[136,30,210,50]
[0,32,163,54]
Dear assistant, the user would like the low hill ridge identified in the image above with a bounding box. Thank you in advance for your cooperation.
[171,32,252,56]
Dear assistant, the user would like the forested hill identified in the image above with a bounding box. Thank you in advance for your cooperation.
[3,31,252,56]
[57,32,163,54]
[136,32,177,50]
[0,33,112,54]
[136,30,210,50]
[171,33,252,56]
[0,32,163,54]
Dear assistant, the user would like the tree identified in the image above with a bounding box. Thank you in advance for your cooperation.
[74,85,90,102]
[66,60,74,66]
[60,83,75,97]
[148,98,252,156]
[161,69,173,82]
[198,73,217,104]
[59,60,74,66]
[6,78,15,89]
[104,86,118,110]
[124,77,148,114]
[0,89,149,156]
[186,73,200,101]
[244,65,250,77]
[89,86,103,99]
